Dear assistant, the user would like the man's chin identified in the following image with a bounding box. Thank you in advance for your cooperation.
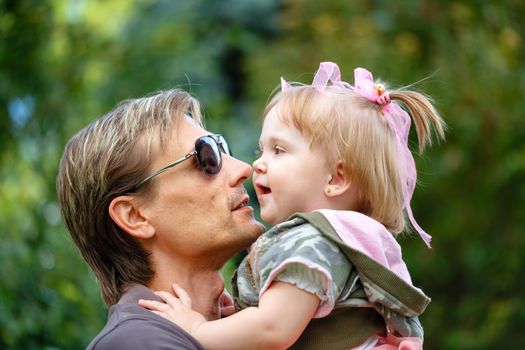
[255,221,266,235]
[242,218,266,238]
[243,220,266,247]
[235,208,266,236]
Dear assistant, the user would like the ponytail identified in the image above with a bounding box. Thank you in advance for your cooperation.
[390,90,446,153]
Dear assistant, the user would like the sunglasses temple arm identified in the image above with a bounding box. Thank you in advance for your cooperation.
[135,151,196,189]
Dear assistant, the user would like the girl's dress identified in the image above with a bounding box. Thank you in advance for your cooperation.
[233,210,430,349]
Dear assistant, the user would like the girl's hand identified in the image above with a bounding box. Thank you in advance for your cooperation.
[138,283,206,335]
[219,289,235,318]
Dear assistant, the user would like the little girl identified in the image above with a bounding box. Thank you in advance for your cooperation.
[139,62,446,349]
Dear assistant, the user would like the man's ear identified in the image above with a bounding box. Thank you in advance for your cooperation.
[109,195,155,239]
[324,160,352,197]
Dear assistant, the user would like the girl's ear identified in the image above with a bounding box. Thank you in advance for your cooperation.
[109,195,155,239]
[324,160,352,197]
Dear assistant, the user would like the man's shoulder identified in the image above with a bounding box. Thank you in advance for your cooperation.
[87,302,204,350]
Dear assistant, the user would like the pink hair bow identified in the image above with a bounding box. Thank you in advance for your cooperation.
[351,67,432,248]
[280,61,351,92]
[281,62,432,248]
[311,62,349,92]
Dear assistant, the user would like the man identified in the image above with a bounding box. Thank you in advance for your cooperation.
[57,89,264,349]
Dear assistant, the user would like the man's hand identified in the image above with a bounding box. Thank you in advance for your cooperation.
[220,289,235,318]
[138,283,206,335]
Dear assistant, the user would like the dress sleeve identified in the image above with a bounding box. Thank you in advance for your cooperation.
[275,263,329,301]
[256,223,353,318]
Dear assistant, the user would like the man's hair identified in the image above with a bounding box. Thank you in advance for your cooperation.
[57,89,203,306]
[264,85,445,234]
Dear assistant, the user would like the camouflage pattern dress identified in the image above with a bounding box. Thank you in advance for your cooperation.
[233,210,430,348]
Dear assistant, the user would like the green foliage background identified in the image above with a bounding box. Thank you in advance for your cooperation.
[1,0,524,349]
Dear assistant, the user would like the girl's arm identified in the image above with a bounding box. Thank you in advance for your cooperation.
[140,281,320,350]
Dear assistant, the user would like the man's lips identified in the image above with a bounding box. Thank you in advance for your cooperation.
[232,195,250,211]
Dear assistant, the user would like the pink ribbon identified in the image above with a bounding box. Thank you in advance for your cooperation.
[281,62,432,248]
[280,77,292,91]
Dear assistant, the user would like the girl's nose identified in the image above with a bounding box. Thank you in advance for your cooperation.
[252,157,266,174]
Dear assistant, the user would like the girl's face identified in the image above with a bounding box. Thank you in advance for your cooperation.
[253,107,332,225]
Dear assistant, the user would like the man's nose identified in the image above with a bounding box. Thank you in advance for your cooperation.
[226,155,253,187]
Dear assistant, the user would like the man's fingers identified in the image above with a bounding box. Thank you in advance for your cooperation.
[219,289,235,317]
[172,283,193,307]
[221,305,235,318]
[220,289,234,308]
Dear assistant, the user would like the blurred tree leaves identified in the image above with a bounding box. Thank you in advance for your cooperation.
[1,0,524,349]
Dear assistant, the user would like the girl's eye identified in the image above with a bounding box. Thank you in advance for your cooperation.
[273,146,285,155]
[254,149,262,158]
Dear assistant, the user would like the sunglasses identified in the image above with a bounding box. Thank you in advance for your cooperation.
[134,134,230,189]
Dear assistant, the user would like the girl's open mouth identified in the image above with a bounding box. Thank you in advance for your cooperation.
[255,183,272,196]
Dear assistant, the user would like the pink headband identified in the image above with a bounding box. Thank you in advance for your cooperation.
[281,62,432,248]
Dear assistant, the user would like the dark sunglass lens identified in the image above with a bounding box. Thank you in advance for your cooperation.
[219,136,232,156]
[195,137,222,175]
[217,135,231,155]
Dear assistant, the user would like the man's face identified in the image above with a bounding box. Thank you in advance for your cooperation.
[141,117,265,267]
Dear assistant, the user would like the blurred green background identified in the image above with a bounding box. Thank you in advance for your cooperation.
[1,0,524,349]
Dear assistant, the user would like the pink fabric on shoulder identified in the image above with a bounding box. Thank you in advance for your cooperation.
[317,209,413,284]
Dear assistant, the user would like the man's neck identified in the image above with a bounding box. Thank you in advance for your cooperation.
[148,260,225,320]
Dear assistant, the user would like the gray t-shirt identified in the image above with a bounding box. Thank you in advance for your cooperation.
[87,284,204,350]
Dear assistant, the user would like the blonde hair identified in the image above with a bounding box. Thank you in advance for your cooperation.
[57,89,202,306]
[264,84,445,234]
